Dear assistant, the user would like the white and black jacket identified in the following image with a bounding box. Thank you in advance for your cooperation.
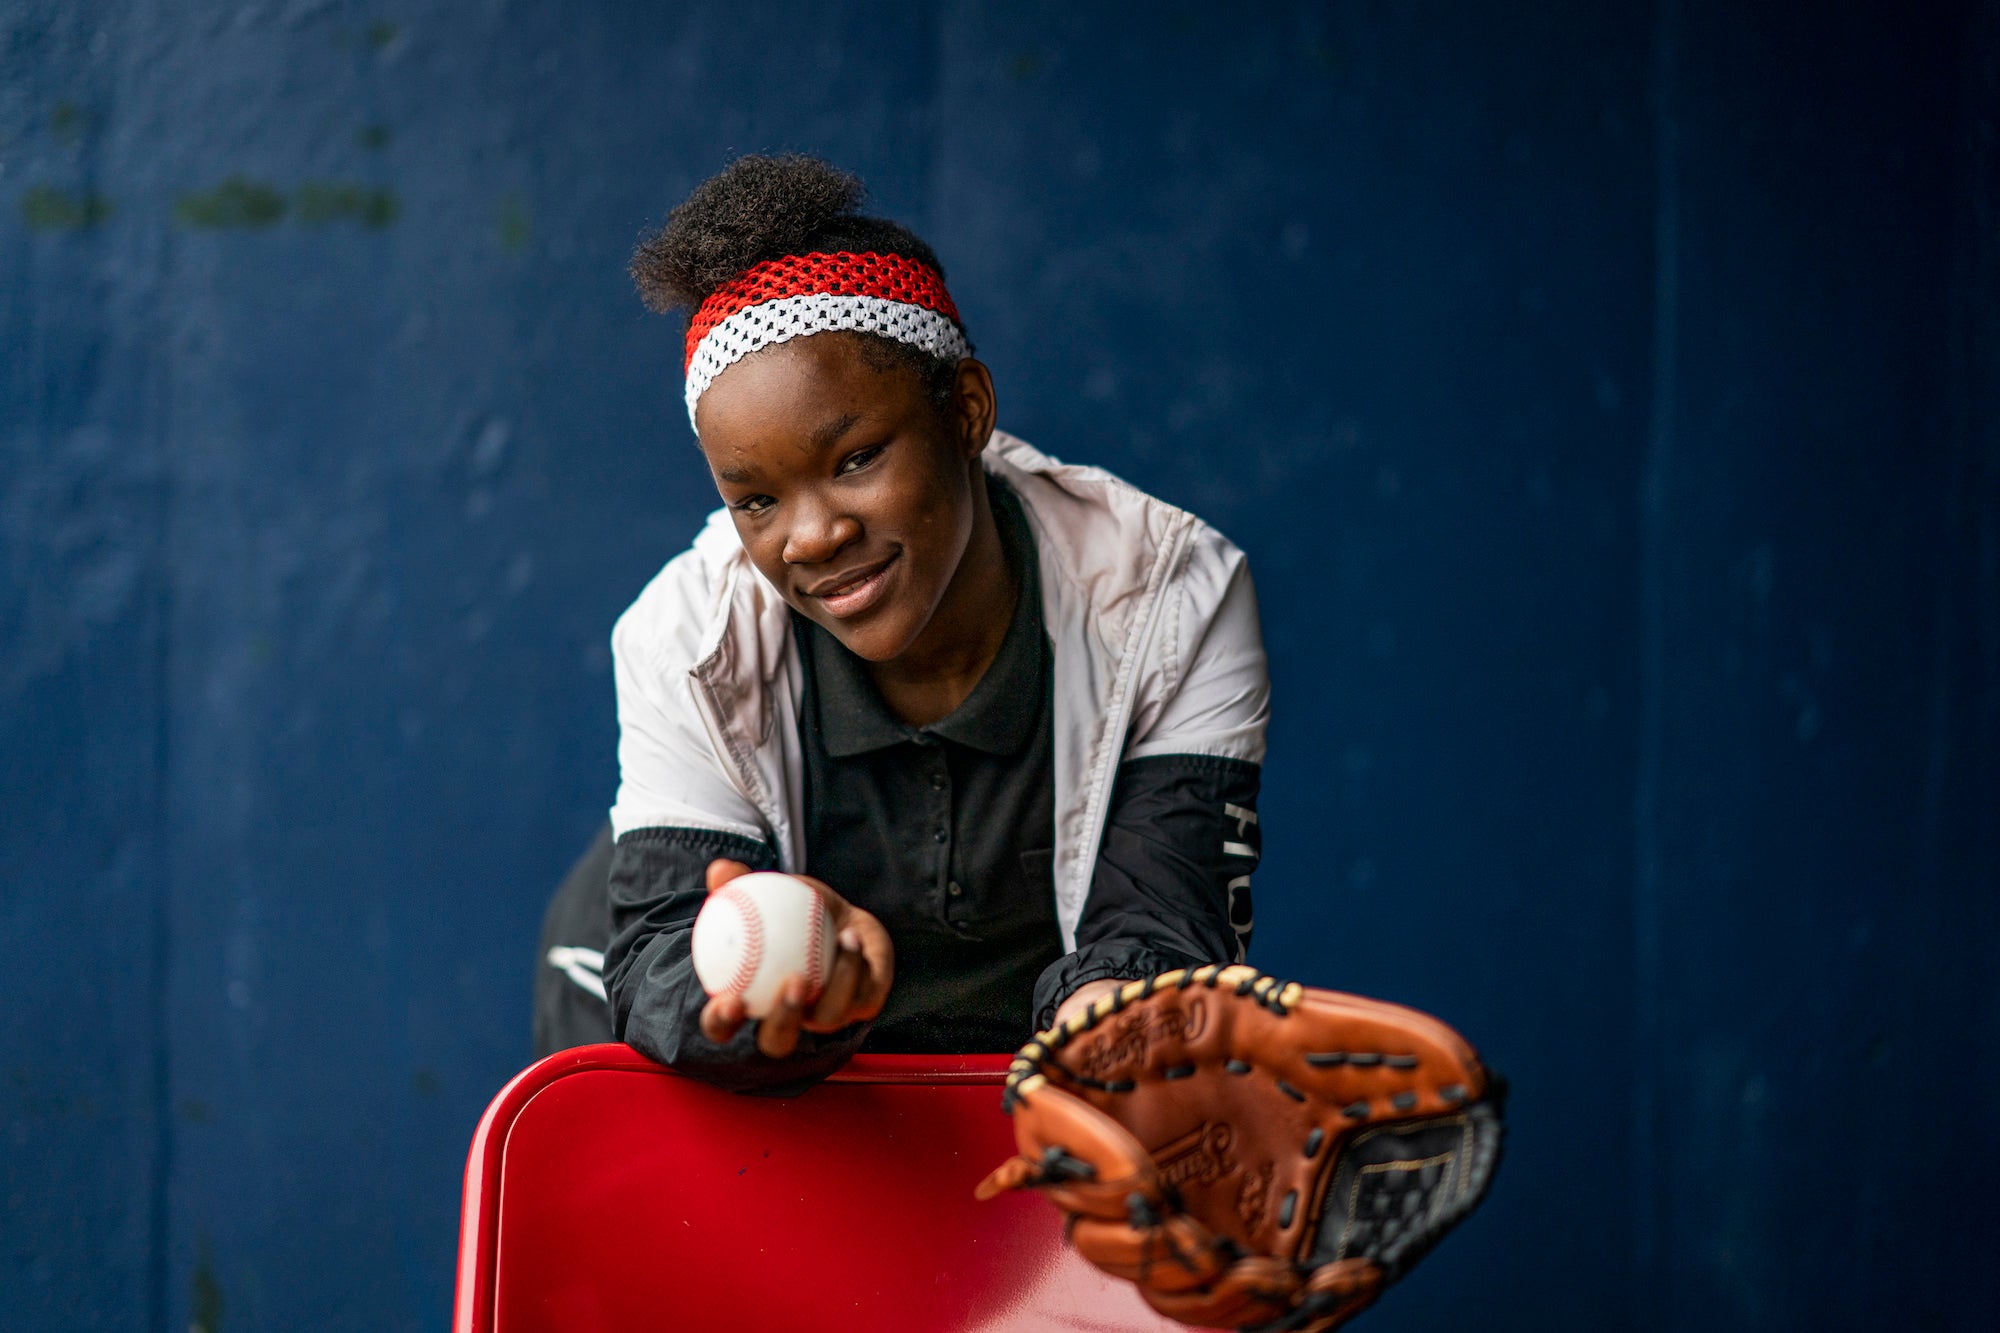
[602,431,1271,1089]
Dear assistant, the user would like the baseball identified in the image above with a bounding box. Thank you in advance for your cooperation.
[691,872,838,1018]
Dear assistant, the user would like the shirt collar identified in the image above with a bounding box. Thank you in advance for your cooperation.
[801,479,1046,759]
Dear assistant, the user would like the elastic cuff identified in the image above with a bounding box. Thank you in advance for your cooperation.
[1032,945,1205,1033]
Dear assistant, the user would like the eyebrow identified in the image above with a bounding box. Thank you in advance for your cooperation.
[715,412,863,487]
[810,411,862,451]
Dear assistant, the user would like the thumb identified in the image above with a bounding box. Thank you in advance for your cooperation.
[705,858,752,893]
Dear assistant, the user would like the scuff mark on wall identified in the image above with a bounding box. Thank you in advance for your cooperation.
[189,1239,224,1333]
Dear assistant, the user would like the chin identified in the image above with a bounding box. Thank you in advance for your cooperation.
[816,607,922,664]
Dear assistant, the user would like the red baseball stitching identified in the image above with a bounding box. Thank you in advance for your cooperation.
[717,885,763,998]
[803,887,829,998]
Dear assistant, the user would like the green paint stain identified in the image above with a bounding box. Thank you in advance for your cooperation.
[356,123,392,151]
[49,100,91,146]
[496,196,530,254]
[1006,50,1042,81]
[177,1097,217,1124]
[364,21,400,52]
[296,181,400,229]
[175,177,286,229]
[189,1241,224,1333]
[411,1069,442,1098]
[20,185,113,231]
[1305,38,1347,74]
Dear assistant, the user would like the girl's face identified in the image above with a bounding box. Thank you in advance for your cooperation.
[694,332,996,664]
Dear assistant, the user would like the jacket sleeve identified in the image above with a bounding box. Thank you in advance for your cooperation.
[1032,754,1260,1030]
[606,588,769,845]
[605,828,873,1094]
[1124,525,1270,766]
[1033,525,1271,1030]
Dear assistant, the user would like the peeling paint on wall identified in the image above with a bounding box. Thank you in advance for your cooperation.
[47,99,92,147]
[172,178,399,229]
[174,178,286,229]
[294,181,399,228]
[496,195,530,254]
[18,185,112,231]
[189,1240,224,1333]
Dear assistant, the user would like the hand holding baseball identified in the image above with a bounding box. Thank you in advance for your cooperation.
[696,859,894,1058]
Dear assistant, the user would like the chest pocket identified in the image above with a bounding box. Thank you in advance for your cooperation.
[942,846,1060,945]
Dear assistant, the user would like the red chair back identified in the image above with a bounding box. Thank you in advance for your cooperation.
[453,1044,1192,1331]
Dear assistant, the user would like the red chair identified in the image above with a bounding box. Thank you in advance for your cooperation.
[453,1043,1195,1331]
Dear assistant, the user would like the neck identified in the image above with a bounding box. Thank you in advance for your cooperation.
[866,469,1016,726]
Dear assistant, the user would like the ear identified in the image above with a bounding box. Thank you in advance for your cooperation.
[949,358,998,460]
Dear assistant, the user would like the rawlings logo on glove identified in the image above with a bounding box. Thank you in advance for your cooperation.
[975,964,1504,1332]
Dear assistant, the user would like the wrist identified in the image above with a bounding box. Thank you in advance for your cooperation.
[1052,979,1121,1029]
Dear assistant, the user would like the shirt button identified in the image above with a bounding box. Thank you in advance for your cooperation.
[931,774,947,790]
[933,830,947,844]
[947,881,963,896]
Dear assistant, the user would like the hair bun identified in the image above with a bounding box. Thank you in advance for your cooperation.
[632,154,865,313]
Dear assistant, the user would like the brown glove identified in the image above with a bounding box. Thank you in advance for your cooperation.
[975,964,1503,1332]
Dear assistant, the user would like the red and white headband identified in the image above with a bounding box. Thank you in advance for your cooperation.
[682,250,970,428]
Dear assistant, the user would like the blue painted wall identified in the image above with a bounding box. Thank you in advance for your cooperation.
[3,2,1993,1329]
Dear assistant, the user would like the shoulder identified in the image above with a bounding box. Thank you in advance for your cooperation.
[985,429,1252,617]
[989,433,1267,764]
[610,506,746,681]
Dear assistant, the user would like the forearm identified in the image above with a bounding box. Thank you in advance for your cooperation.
[1033,753,1261,1031]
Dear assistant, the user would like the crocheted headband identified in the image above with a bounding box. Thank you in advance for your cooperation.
[682,250,970,428]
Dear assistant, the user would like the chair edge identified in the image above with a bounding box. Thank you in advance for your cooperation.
[450,1044,1013,1331]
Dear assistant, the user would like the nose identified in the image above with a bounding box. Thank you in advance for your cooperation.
[781,495,860,566]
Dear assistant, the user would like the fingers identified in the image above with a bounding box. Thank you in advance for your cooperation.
[702,984,810,1057]
[798,888,893,1032]
[700,992,747,1044]
[754,976,810,1058]
[843,916,895,1022]
[805,947,863,1032]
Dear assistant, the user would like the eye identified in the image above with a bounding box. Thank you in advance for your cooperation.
[836,444,886,476]
[732,494,775,516]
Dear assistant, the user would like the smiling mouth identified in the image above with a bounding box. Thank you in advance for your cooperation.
[808,553,899,618]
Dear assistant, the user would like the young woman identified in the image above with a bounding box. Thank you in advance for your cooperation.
[535,155,1269,1091]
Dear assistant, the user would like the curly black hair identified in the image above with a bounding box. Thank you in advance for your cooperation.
[630,154,966,414]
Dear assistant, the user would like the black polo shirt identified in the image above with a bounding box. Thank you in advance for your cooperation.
[793,479,1064,1053]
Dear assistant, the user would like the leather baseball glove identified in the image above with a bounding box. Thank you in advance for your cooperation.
[975,964,1503,1332]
